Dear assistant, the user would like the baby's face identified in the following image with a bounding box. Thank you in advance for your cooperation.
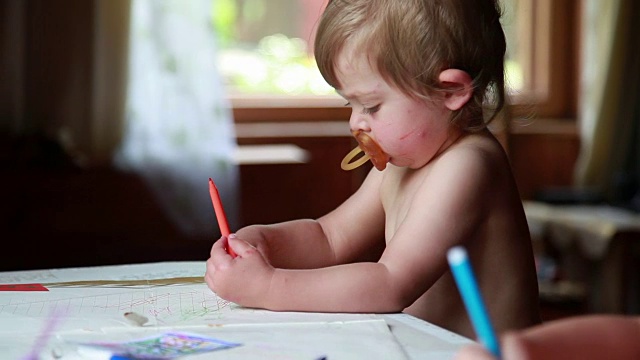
[334,51,455,170]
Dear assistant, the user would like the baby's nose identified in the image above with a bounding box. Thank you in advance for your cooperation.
[348,112,370,132]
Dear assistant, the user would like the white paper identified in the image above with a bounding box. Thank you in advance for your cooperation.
[0,261,471,359]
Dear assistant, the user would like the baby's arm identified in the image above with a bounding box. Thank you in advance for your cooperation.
[209,234,405,312]
[206,168,390,310]
[234,220,336,269]
[207,149,492,313]
[232,167,386,269]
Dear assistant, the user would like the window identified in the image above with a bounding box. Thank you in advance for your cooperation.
[214,0,331,96]
[502,0,579,119]
[216,0,578,122]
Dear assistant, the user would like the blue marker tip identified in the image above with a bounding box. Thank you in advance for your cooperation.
[447,246,501,358]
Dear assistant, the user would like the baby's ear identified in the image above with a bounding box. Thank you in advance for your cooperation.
[438,69,473,111]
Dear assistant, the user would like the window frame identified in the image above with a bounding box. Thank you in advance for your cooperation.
[231,0,579,126]
[509,0,579,120]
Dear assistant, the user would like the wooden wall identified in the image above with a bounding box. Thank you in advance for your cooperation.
[1,117,580,272]
[509,121,581,200]
[234,119,581,227]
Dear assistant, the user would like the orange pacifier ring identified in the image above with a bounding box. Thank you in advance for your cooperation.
[341,147,371,171]
[341,131,390,171]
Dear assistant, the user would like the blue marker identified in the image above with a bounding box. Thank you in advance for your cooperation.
[447,246,501,358]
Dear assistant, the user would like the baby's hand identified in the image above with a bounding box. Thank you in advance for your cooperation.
[453,343,497,360]
[204,234,275,308]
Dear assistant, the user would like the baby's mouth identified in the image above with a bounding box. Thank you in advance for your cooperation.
[341,130,390,171]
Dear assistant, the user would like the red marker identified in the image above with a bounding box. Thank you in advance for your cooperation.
[0,283,48,291]
[208,178,237,257]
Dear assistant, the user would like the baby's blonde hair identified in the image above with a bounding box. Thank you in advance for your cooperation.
[314,0,507,130]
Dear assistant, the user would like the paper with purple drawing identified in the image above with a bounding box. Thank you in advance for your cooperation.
[0,262,466,359]
[77,331,240,359]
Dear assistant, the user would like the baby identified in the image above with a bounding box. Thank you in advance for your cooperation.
[205,0,541,338]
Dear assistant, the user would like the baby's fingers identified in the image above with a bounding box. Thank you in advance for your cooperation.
[211,236,234,266]
[227,234,259,257]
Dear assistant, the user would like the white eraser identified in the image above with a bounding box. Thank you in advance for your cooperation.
[123,311,148,326]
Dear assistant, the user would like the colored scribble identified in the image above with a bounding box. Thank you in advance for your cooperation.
[79,331,240,359]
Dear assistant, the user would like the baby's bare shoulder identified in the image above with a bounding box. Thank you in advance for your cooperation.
[443,132,508,167]
[426,133,511,190]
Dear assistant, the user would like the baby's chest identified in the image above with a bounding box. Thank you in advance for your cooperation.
[381,180,425,239]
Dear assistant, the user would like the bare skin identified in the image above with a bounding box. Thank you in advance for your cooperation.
[205,50,541,339]
[454,315,640,360]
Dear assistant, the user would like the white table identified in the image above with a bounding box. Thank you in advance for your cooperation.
[0,262,472,359]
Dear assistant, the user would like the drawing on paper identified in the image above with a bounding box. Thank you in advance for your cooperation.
[0,285,241,324]
[78,331,241,359]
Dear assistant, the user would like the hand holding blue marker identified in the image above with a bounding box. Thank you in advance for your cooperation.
[447,246,501,358]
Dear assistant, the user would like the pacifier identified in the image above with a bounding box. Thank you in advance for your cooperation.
[341,130,390,171]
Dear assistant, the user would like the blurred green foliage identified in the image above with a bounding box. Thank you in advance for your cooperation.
[211,1,333,95]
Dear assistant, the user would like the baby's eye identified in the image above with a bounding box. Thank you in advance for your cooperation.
[344,102,351,107]
[362,104,380,115]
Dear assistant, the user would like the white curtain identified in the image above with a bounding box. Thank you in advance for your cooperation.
[116,0,239,236]
[575,0,639,205]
